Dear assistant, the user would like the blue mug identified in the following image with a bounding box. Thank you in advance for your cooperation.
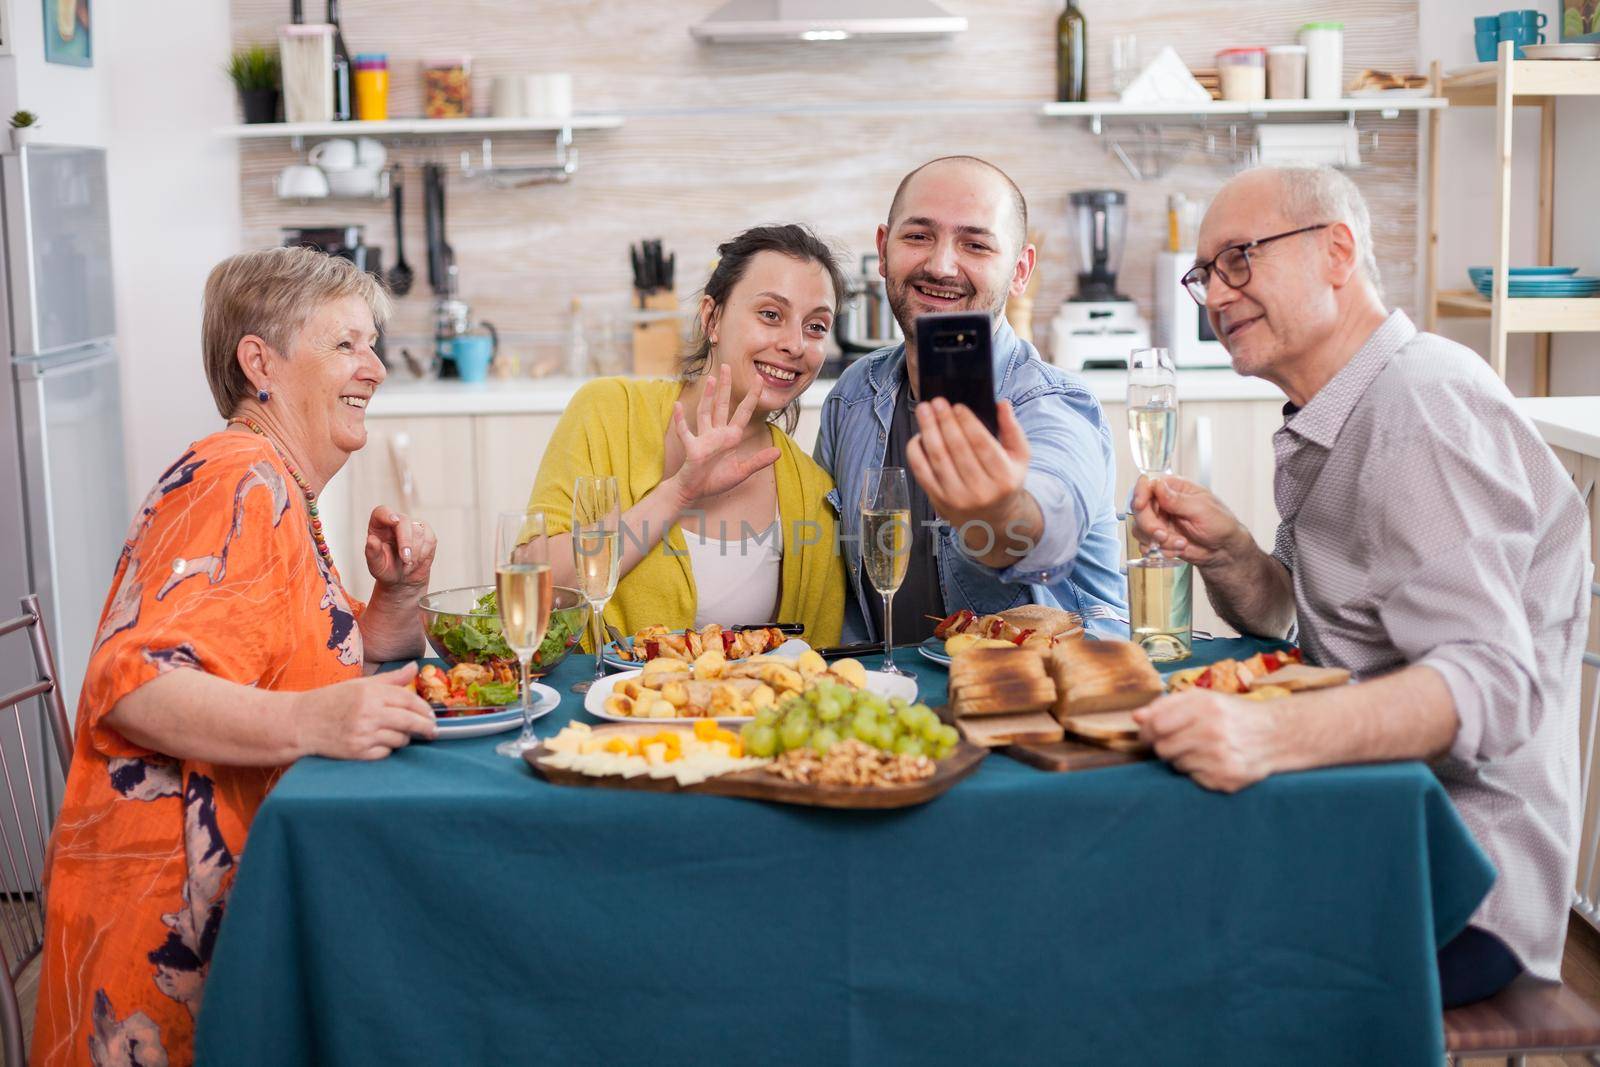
[1497,10,1545,56]
[1474,15,1499,32]
[449,333,496,383]
[1476,30,1501,62]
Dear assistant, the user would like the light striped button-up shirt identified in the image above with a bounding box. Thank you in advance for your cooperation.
[1270,310,1593,980]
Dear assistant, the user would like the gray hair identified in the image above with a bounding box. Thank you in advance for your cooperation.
[1258,165,1381,292]
[202,245,392,418]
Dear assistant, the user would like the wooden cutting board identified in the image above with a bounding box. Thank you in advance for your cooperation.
[955,711,1064,748]
[1002,736,1151,772]
[524,723,986,810]
[1058,709,1150,750]
[1252,663,1351,691]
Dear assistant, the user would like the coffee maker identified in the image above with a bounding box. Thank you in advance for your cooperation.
[1049,189,1150,370]
[280,224,388,365]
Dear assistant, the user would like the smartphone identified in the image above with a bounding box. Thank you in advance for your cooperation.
[914,312,999,436]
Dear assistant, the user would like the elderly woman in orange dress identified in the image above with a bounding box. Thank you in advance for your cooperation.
[31,246,440,1067]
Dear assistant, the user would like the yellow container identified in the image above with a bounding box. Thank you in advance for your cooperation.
[353,54,389,121]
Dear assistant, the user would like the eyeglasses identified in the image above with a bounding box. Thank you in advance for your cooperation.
[1180,223,1333,306]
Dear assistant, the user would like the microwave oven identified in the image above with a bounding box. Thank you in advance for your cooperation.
[1154,251,1231,368]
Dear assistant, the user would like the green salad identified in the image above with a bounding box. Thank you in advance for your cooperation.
[428,589,575,670]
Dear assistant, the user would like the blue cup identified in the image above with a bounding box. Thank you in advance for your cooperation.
[1476,30,1501,61]
[1497,10,1545,57]
[449,334,495,382]
[1474,15,1499,32]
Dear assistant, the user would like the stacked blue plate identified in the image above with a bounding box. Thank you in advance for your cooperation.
[1468,266,1600,298]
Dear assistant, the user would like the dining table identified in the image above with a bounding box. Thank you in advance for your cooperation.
[194,636,1494,1066]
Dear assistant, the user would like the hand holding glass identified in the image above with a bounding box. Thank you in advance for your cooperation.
[1125,348,1192,662]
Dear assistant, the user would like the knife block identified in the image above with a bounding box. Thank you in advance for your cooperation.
[632,290,682,378]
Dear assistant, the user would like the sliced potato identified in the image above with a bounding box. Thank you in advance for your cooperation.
[829,658,867,689]
[692,648,729,680]
[795,649,827,677]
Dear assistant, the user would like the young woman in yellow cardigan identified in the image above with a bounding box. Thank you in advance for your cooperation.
[527,225,849,647]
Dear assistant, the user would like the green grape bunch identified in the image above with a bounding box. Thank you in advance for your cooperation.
[741,682,960,760]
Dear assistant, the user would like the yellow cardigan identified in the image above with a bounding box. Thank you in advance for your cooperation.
[525,377,845,648]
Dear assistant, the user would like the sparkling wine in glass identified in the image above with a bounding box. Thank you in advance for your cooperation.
[1124,347,1191,662]
[494,510,554,756]
[570,475,621,695]
[861,467,911,677]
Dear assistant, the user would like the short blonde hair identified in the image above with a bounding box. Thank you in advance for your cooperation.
[202,246,392,418]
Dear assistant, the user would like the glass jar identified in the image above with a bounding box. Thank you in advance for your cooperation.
[1217,47,1267,102]
[1267,45,1307,100]
[423,56,472,119]
[353,53,389,121]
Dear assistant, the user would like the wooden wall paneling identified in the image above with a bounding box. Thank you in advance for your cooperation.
[233,1,1423,360]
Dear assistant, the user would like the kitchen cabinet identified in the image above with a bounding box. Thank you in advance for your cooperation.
[326,416,483,601]
[1100,397,1285,638]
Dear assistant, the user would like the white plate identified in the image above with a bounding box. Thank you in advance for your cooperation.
[584,665,919,723]
[433,682,559,739]
[1523,44,1600,61]
[602,635,812,671]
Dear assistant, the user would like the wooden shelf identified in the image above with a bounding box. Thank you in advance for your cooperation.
[219,115,624,139]
[1443,59,1600,107]
[1501,297,1600,333]
[1435,289,1492,318]
[1039,97,1446,121]
[1434,290,1600,330]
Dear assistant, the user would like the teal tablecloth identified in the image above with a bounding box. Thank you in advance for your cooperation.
[195,638,1493,1066]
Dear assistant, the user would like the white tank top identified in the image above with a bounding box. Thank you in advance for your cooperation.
[684,515,783,628]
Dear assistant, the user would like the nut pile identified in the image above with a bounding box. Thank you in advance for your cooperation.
[769,739,936,788]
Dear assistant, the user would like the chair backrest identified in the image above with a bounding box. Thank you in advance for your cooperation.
[0,593,75,1066]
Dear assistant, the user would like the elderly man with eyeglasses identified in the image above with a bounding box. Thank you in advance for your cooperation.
[1130,165,1592,1007]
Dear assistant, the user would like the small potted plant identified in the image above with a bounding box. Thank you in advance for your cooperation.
[9,111,40,152]
[227,45,281,125]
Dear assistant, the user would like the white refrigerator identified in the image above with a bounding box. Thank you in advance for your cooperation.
[1,144,128,830]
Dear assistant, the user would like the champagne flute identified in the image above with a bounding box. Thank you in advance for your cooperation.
[570,475,621,695]
[1124,348,1192,662]
[1126,346,1179,560]
[494,510,554,757]
[860,467,911,677]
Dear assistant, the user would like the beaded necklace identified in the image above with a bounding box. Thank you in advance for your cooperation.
[227,416,333,568]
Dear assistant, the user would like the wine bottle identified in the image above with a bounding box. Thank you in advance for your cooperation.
[1056,1,1087,103]
[327,0,354,121]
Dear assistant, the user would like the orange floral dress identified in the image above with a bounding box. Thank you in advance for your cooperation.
[31,432,365,1066]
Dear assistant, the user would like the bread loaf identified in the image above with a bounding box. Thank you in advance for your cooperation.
[1048,639,1163,721]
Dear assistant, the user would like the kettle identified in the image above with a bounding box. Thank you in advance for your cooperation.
[444,320,499,383]
[835,253,902,357]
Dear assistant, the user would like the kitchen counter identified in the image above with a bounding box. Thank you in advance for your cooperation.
[1516,396,1600,458]
[366,368,1283,418]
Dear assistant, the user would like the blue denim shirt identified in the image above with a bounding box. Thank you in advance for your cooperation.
[814,319,1128,641]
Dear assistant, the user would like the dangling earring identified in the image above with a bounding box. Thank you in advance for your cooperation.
[258,389,270,403]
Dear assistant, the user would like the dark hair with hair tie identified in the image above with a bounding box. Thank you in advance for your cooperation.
[679,223,850,435]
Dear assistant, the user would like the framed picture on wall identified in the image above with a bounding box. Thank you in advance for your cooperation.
[0,0,11,56]
[1563,0,1600,42]
[43,0,89,67]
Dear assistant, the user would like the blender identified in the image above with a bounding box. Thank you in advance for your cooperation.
[1050,189,1150,370]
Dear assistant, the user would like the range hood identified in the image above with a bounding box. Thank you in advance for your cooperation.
[690,0,967,43]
